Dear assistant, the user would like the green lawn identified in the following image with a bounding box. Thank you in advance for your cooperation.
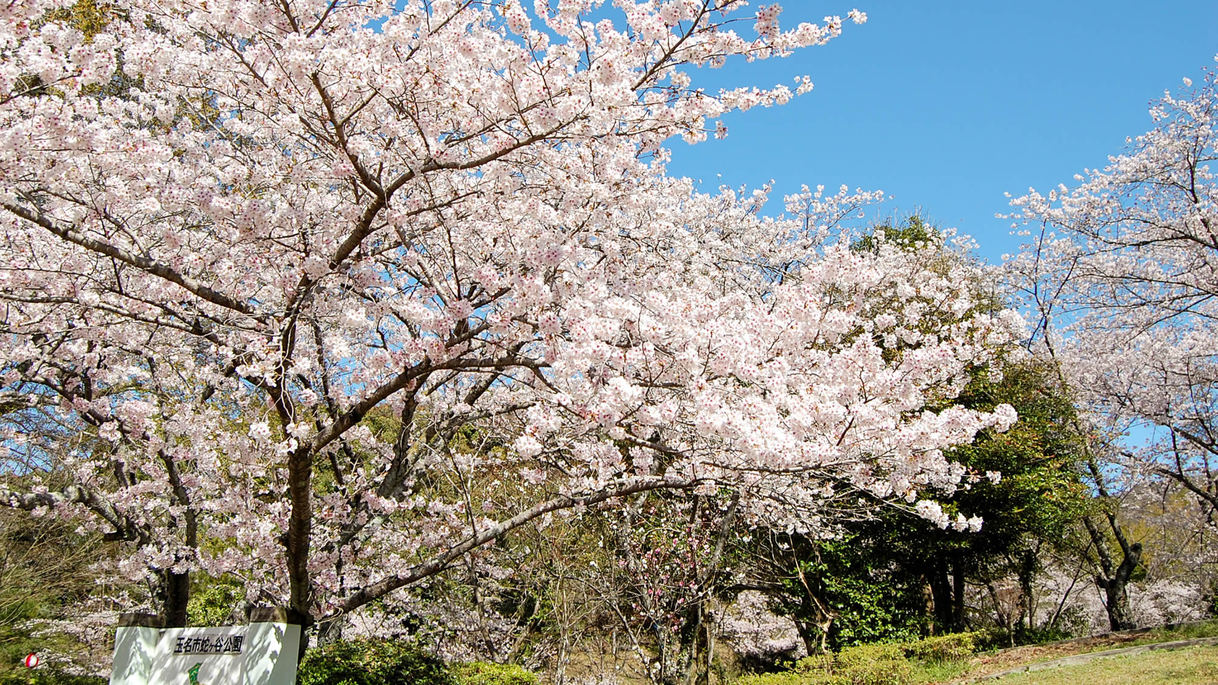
[986,644,1218,685]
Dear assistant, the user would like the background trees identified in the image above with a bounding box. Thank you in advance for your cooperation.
[1009,63,1218,519]
[744,221,1090,650]
[0,506,112,673]
[1008,61,1218,632]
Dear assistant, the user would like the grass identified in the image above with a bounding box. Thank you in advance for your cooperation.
[955,620,1218,681]
[911,660,973,684]
[734,620,1218,684]
[985,644,1218,684]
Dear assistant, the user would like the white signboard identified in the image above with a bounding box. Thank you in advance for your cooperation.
[110,619,300,685]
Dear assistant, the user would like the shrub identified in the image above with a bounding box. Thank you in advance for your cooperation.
[736,644,910,685]
[735,630,991,685]
[452,662,539,685]
[0,672,106,685]
[296,639,454,685]
[735,631,987,685]
[735,657,845,685]
[832,643,912,685]
[900,632,980,663]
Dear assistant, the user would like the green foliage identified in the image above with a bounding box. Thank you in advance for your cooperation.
[832,643,913,685]
[186,577,244,626]
[452,662,540,685]
[296,639,454,685]
[989,624,1076,648]
[851,216,941,254]
[778,535,927,650]
[0,670,105,685]
[736,654,844,685]
[899,632,981,663]
[0,508,110,677]
[296,641,541,685]
[808,361,1088,636]
[736,669,844,684]
[736,633,983,685]
[945,361,1090,539]
[42,0,117,41]
[736,643,910,685]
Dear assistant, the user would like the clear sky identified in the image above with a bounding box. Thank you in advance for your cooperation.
[664,1,1218,264]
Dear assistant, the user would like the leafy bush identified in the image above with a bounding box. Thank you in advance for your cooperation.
[833,643,912,685]
[296,639,454,685]
[775,536,927,652]
[900,632,981,663]
[735,656,844,685]
[736,632,985,685]
[452,662,539,685]
[0,671,106,685]
[737,644,908,685]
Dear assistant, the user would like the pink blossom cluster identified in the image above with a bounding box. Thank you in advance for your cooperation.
[0,0,1020,626]
[1006,60,1218,526]
[718,590,806,662]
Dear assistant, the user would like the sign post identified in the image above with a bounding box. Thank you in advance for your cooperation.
[110,609,300,685]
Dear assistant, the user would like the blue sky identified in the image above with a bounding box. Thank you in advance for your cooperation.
[664,1,1218,264]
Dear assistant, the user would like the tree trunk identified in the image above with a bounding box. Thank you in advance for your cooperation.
[161,569,190,628]
[950,556,966,631]
[286,446,316,643]
[1099,537,1141,631]
[1078,456,1144,632]
[927,560,954,633]
[1082,515,1141,631]
[1016,547,1037,633]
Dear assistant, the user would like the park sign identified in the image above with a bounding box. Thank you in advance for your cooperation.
[109,609,299,684]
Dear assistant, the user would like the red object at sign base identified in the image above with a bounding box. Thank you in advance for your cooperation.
[23,653,39,668]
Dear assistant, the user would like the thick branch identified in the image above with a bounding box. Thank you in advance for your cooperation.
[2,202,258,319]
[0,485,129,539]
[327,477,698,617]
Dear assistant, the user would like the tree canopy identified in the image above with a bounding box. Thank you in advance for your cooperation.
[0,1,1020,635]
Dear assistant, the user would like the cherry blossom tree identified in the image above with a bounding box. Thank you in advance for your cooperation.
[1008,59,1218,629]
[0,0,1021,637]
[1010,61,1218,510]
